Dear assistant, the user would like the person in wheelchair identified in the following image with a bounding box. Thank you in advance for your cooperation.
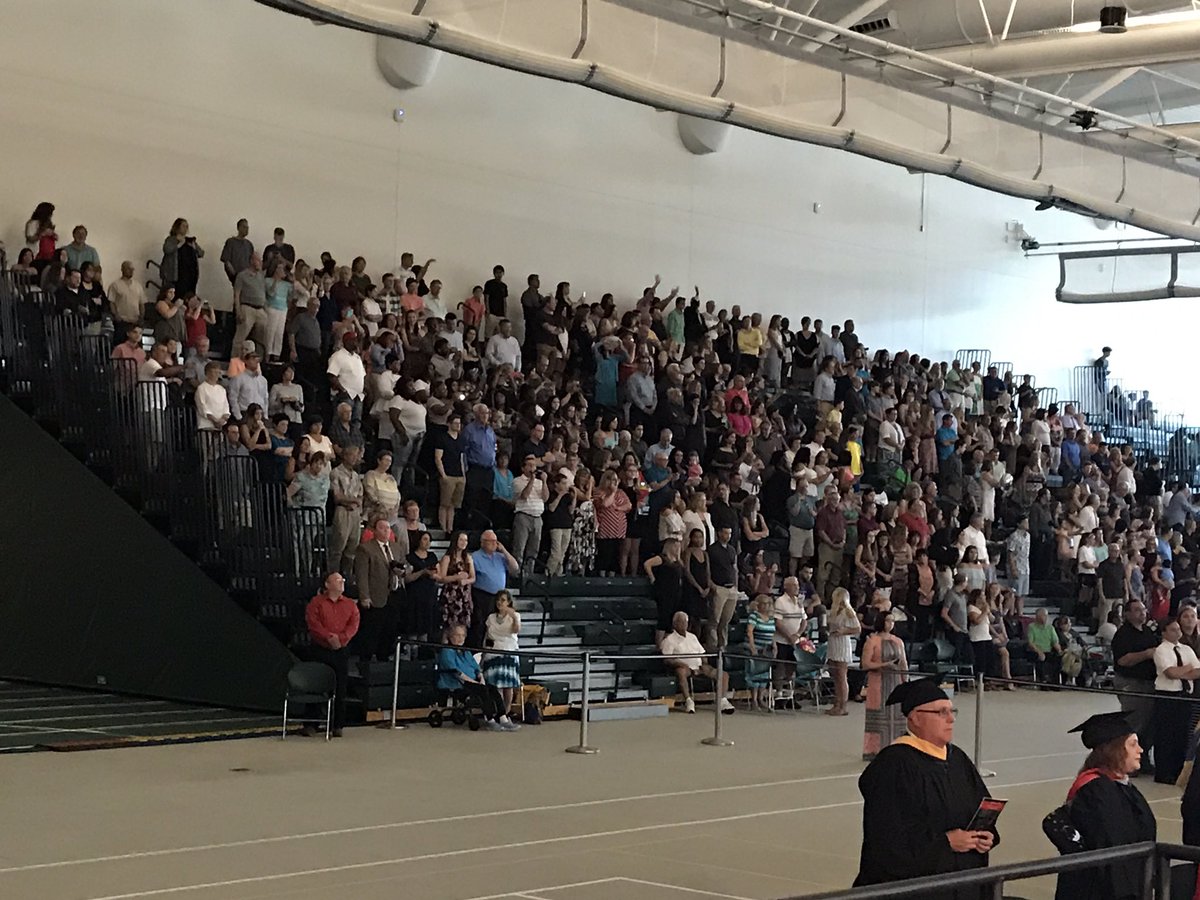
[436,624,520,732]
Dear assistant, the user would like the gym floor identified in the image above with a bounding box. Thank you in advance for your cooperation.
[0,689,1184,900]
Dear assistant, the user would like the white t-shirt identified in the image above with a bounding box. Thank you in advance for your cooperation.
[327,348,366,400]
[360,297,382,336]
[424,293,447,320]
[772,595,806,644]
[195,381,230,430]
[1155,640,1200,692]
[381,396,427,442]
[660,630,706,671]
[967,604,992,642]
[485,611,521,653]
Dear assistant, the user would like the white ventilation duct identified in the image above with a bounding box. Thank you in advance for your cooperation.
[890,19,1200,79]
[273,0,1200,241]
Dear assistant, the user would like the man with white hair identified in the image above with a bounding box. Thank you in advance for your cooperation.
[855,680,997,892]
[661,611,733,714]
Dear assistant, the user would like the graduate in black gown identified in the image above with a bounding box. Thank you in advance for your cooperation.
[854,680,998,900]
[1054,712,1157,900]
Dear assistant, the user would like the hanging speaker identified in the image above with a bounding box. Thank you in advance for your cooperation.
[376,35,442,89]
[676,114,731,156]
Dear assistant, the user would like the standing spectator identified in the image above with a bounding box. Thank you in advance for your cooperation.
[328,446,364,575]
[304,572,359,737]
[287,297,323,388]
[232,253,267,354]
[24,201,57,267]
[544,472,576,577]
[645,537,685,647]
[481,591,522,722]
[353,518,404,664]
[263,259,291,362]
[262,227,295,272]
[826,587,861,717]
[485,318,521,372]
[220,218,253,286]
[706,525,739,651]
[1152,617,1200,785]
[1111,599,1159,775]
[470,530,520,647]
[183,295,215,349]
[815,485,847,602]
[326,333,366,423]
[594,469,631,577]
[404,530,442,645]
[288,452,330,510]
[107,261,145,345]
[940,573,972,666]
[463,403,497,516]
[161,218,203,295]
[434,413,468,534]
[111,324,146,366]
[152,286,185,348]
[226,351,268,422]
[64,225,99,271]
[194,362,230,436]
[1006,516,1031,601]
[861,612,907,760]
[268,365,305,426]
[437,531,476,632]
[483,265,508,339]
[511,455,550,574]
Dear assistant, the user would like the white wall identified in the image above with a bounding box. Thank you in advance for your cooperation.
[1,0,1196,418]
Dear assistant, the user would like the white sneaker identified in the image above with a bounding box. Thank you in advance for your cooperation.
[719,697,735,713]
[684,698,696,713]
[484,719,504,731]
[499,716,521,731]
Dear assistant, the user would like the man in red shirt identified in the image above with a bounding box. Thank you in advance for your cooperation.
[304,572,360,737]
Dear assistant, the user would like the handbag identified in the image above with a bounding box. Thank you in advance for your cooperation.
[1043,771,1100,854]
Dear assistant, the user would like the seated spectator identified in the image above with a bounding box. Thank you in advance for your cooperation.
[1027,607,1063,685]
[660,611,733,714]
[436,624,519,731]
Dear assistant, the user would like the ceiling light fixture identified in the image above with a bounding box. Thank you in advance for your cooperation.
[1068,7,1200,32]
[1099,6,1128,33]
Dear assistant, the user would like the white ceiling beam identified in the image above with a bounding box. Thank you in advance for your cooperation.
[798,0,889,52]
[1144,66,1200,93]
[1044,66,1141,125]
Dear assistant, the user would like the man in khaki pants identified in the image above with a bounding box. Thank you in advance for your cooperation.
[328,445,363,574]
[232,252,267,353]
[705,526,739,651]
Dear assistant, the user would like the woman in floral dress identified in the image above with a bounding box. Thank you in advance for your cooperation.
[437,531,476,632]
[567,468,597,575]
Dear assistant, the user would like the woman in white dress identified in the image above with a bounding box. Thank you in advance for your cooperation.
[482,591,522,722]
[825,588,861,717]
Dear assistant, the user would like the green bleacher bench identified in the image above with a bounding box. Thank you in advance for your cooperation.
[524,576,653,598]
[576,622,656,646]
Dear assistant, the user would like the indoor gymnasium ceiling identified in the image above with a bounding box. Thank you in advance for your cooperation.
[263,0,1200,239]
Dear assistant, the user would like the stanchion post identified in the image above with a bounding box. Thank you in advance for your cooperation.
[566,650,598,754]
[701,650,733,747]
[974,671,995,777]
[389,643,402,729]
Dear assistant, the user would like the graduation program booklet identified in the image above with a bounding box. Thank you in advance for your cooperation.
[966,798,1007,832]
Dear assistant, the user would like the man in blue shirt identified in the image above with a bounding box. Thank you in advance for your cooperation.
[935,414,958,462]
[463,403,498,516]
[470,530,519,646]
[436,624,518,731]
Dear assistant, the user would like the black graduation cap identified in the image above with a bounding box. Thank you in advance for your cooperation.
[1068,712,1134,749]
[885,679,948,715]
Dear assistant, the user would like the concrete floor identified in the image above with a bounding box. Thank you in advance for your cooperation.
[0,689,1183,900]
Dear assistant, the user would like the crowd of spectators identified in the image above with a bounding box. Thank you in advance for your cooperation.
[7,200,1200,745]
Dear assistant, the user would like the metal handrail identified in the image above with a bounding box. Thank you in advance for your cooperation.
[791,842,1159,900]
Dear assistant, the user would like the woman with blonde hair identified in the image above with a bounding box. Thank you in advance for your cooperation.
[826,587,861,716]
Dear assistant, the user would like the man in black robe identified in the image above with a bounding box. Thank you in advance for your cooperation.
[854,680,998,900]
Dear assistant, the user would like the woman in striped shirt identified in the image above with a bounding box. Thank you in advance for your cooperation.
[593,470,631,577]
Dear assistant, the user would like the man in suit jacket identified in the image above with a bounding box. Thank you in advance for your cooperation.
[353,518,406,663]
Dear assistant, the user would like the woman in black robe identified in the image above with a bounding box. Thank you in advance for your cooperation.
[855,680,998,900]
[1055,712,1157,900]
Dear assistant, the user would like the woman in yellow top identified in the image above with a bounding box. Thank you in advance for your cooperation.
[845,424,864,481]
[735,315,764,376]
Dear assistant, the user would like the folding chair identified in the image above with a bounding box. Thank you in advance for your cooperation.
[281,661,336,741]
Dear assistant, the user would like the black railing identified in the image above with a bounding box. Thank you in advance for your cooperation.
[0,276,327,647]
[791,842,1200,900]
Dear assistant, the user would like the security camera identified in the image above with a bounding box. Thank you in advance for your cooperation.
[1020,237,1040,252]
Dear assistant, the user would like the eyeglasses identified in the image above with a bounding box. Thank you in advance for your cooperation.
[913,707,958,720]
